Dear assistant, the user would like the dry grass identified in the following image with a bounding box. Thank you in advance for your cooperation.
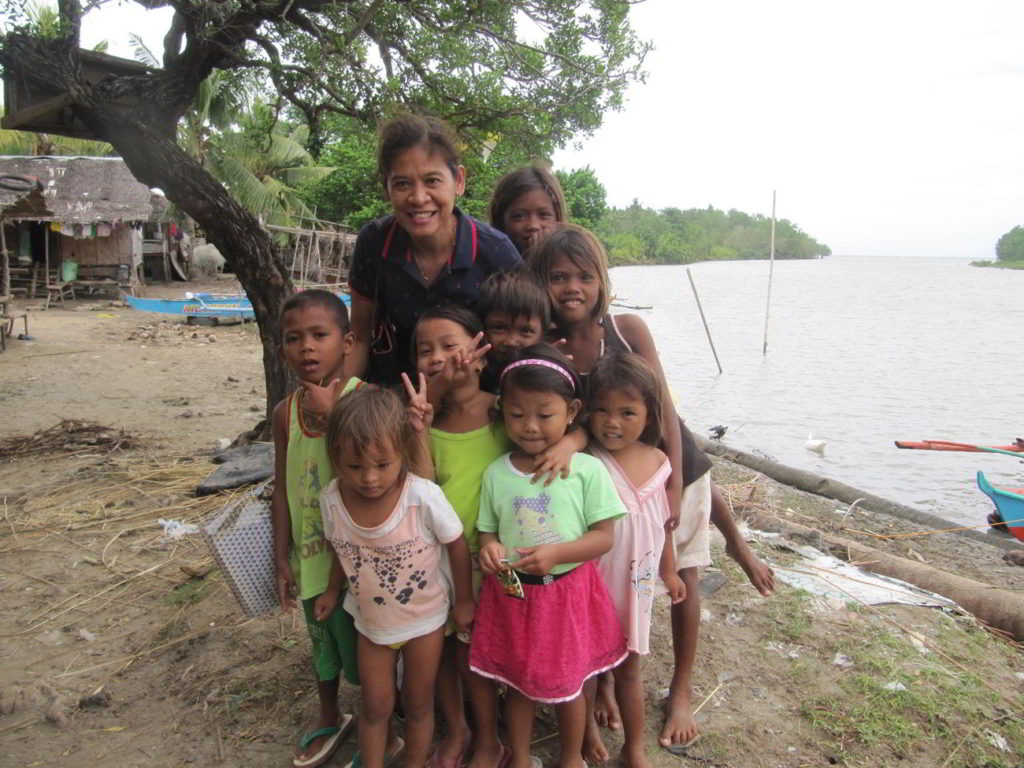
[0,419,135,460]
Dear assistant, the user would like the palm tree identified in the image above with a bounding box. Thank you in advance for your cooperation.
[209,102,334,232]
[130,36,331,232]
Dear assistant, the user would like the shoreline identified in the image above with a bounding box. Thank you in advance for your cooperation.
[696,433,1024,553]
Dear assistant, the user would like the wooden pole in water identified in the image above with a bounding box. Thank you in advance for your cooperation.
[686,267,722,374]
[762,190,777,355]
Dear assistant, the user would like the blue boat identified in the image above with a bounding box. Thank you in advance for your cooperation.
[122,291,350,320]
[977,471,1024,542]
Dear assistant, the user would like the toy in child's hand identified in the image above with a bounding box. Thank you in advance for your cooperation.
[497,559,526,600]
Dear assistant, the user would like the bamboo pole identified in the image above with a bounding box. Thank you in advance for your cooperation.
[686,268,722,374]
[762,190,776,355]
[0,221,10,299]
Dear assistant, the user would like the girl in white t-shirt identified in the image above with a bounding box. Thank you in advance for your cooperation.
[319,388,473,768]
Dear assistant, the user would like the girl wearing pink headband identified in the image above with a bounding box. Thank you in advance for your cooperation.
[470,344,627,768]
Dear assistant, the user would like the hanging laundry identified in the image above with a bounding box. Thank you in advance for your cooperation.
[97,222,112,237]
[50,222,61,232]
[61,222,74,236]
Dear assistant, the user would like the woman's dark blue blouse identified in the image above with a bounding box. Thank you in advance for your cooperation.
[348,207,522,375]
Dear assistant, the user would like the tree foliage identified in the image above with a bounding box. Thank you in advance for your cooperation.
[995,225,1024,262]
[0,0,648,424]
[556,165,606,229]
[596,203,831,266]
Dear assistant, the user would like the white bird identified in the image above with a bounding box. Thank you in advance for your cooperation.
[804,433,827,454]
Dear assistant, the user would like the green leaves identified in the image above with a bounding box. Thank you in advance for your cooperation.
[597,203,831,266]
[995,225,1024,262]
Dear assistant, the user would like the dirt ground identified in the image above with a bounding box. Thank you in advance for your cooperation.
[1,286,1022,768]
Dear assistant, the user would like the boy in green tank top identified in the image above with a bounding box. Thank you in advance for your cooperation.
[271,290,369,768]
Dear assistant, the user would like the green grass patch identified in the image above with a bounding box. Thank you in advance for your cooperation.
[165,578,213,607]
[802,612,1024,765]
[764,586,814,642]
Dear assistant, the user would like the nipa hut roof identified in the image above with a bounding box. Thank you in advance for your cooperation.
[0,155,163,224]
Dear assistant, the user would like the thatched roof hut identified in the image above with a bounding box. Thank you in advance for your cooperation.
[0,155,162,224]
[0,157,171,292]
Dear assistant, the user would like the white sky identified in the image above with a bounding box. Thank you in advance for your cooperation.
[76,0,1024,258]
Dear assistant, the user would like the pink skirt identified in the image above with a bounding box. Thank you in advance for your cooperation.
[469,561,627,703]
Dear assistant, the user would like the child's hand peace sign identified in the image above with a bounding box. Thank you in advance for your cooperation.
[402,371,434,433]
[433,333,493,388]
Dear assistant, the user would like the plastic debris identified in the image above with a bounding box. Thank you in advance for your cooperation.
[985,730,1011,752]
[159,518,199,541]
[832,653,854,670]
[882,681,907,692]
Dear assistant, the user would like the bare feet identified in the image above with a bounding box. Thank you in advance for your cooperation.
[659,683,698,749]
[619,745,652,768]
[725,540,775,596]
[592,673,621,731]
[430,727,472,768]
[582,717,610,764]
[467,742,508,768]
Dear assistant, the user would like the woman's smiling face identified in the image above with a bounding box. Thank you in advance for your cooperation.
[385,145,466,241]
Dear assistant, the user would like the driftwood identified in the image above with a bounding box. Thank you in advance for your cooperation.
[749,511,1024,641]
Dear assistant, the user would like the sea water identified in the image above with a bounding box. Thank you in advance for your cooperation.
[611,256,1024,527]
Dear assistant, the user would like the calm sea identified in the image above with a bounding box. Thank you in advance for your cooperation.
[610,256,1024,528]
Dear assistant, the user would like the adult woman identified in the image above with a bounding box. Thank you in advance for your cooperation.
[345,115,521,383]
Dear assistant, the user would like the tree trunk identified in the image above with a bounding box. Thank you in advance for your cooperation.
[79,107,293,436]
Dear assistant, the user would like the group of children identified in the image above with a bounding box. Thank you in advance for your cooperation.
[272,169,775,768]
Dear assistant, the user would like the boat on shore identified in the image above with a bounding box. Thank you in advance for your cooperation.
[121,291,350,321]
[978,472,1024,542]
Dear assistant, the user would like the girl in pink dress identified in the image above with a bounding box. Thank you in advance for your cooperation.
[469,344,627,768]
[588,353,686,768]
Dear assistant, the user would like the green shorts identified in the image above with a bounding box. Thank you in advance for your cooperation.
[302,593,359,685]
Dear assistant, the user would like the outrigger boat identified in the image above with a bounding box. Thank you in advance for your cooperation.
[122,291,350,321]
[977,472,1024,543]
[896,438,1024,540]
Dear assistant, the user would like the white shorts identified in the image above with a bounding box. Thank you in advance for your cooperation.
[672,472,713,570]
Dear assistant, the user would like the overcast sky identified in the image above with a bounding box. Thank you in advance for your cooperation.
[79,0,1024,258]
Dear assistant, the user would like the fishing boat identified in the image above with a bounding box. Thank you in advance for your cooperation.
[122,291,350,321]
[896,438,1024,539]
[977,472,1024,542]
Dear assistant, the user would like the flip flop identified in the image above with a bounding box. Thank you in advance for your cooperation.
[661,734,702,756]
[497,745,513,768]
[345,736,406,768]
[529,757,542,768]
[293,713,355,768]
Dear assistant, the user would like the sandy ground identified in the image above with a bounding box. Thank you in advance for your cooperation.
[1,285,1023,768]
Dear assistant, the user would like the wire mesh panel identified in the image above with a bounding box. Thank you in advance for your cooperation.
[202,480,279,618]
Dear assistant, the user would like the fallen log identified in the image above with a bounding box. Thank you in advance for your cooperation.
[697,435,1024,553]
[748,511,1024,641]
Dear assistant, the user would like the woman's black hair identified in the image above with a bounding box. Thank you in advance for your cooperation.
[498,343,580,404]
[377,113,461,187]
